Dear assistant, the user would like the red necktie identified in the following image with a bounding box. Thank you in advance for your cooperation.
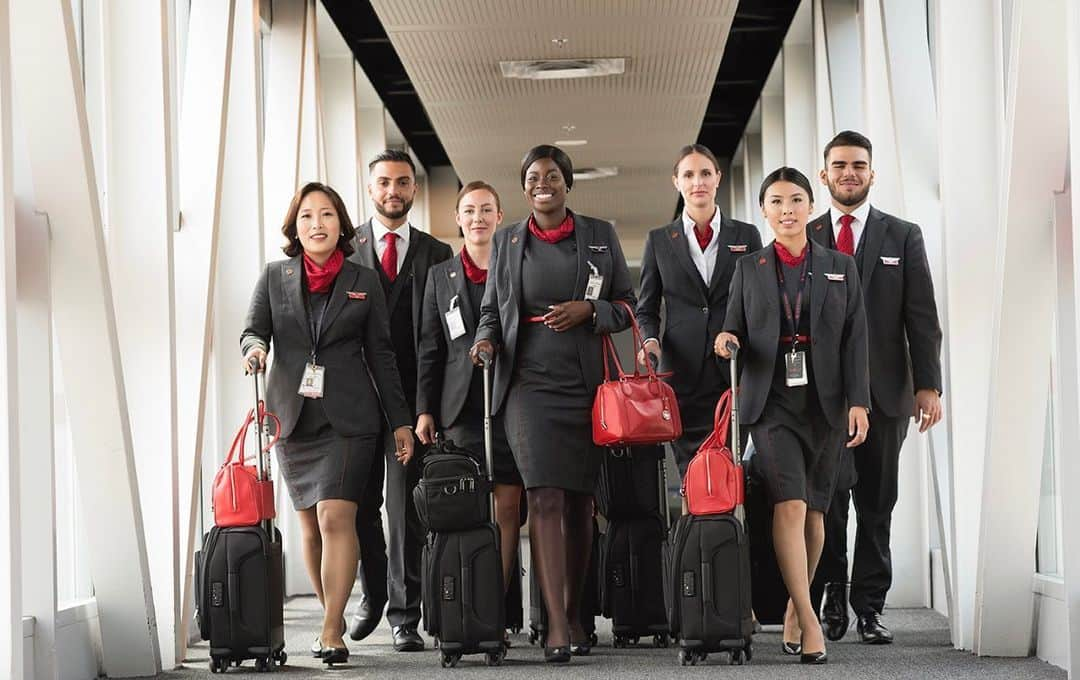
[836,214,855,256]
[381,232,399,283]
[693,222,713,251]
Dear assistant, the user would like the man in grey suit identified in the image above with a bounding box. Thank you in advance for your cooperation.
[346,150,453,651]
[807,131,943,645]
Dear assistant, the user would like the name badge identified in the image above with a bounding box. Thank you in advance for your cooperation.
[445,294,467,340]
[588,244,609,253]
[880,256,901,266]
[298,363,325,398]
[584,260,604,301]
[785,351,808,387]
[728,244,748,253]
[824,273,846,282]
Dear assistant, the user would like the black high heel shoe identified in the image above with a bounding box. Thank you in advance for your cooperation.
[781,640,802,655]
[322,647,349,665]
[570,638,592,656]
[800,650,828,664]
[544,645,572,663]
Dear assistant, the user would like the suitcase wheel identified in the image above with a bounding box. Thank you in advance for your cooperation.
[254,656,271,673]
[654,633,670,648]
[678,649,707,666]
[509,626,522,635]
[275,651,288,666]
[485,648,506,667]
[589,632,599,647]
[209,657,225,674]
[729,649,746,665]
[440,652,460,668]
[528,631,538,646]
[614,635,626,649]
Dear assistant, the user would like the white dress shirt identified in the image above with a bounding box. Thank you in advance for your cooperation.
[681,208,723,283]
[828,201,871,254]
[371,216,412,275]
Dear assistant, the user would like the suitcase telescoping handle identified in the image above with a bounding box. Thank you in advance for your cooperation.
[479,350,497,524]
[726,341,746,525]
[249,360,275,536]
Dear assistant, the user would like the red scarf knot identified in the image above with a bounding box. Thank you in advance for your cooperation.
[527,211,575,244]
[773,241,809,267]
[303,248,344,293]
[459,247,488,284]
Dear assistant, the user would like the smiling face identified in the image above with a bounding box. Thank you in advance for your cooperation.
[821,145,874,208]
[673,152,721,211]
[296,190,341,259]
[368,160,417,221]
[455,188,501,247]
[523,158,568,215]
[761,180,813,239]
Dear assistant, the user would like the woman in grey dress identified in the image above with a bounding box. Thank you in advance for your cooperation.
[471,146,635,662]
[242,182,415,665]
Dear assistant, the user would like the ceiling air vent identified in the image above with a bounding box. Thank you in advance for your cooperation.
[499,58,625,81]
[573,167,618,181]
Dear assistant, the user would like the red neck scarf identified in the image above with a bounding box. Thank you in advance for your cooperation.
[773,240,809,267]
[528,211,575,244]
[459,247,488,284]
[303,248,344,293]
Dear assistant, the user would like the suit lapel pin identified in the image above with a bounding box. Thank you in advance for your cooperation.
[758,257,766,265]
[671,231,680,239]
[511,235,519,243]
[815,224,823,231]
[449,271,457,278]
[358,236,368,244]
[286,267,294,275]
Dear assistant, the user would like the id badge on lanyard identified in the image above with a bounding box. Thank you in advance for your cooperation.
[298,294,330,398]
[785,349,808,387]
[445,294,467,340]
[778,258,809,388]
[584,260,604,301]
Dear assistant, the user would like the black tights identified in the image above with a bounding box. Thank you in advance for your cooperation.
[527,487,593,648]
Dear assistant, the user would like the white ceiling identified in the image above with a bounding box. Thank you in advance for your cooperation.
[366,0,740,248]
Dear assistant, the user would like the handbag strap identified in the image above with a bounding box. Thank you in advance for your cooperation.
[601,300,660,383]
[222,402,281,468]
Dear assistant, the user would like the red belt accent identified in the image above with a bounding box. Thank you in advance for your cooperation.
[780,334,811,344]
[526,315,546,323]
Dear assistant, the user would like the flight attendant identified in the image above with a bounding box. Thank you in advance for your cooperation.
[415,180,524,605]
[715,166,870,665]
[637,143,762,480]
[470,145,635,663]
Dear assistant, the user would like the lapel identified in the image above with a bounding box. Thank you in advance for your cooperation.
[571,212,589,299]
[859,207,888,293]
[281,256,311,345]
[505,219,528,313]
[808,213,834,249]
[353,220,377,269]
[753,246,778,315]
[387,227,423,313]
[708,215,737,296]
[665,219,708,297]
[809,242,830,332]
[445,255,475,331]
[318,261,359,336]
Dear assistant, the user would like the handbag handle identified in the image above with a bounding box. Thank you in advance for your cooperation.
[601,300,661,384]
[222,401,281,468]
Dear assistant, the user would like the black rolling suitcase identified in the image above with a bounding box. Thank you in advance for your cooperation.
[745,456,788,625]
[421,353,507,667]
[665,342,754,665]
[196,368,286,673]
[527,518,602,647]
[599,446,671,648]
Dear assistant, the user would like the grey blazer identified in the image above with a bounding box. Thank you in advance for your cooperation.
[722,243,871,430]
[240,257,412,439]
[474,213,637,415]
[808,207,943,418]
[637,214,762,395]
[416,255,478,425]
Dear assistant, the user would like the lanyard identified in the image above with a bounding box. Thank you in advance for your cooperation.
[303,292,332,364]
[776,257,809,353]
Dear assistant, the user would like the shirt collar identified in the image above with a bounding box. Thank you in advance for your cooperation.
[371,215,412,248]
[829,201,872,229]
[681,207,722,235]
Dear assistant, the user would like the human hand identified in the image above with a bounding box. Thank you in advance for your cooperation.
[470,340,496,366]
[847,407,869,448]
[415,414,437,446]
[638,338,661,368]
[243,348,267,374]
[913,389,942,433]
[393,427,415,465]
[713,332,740,359]
[543,301,593,332]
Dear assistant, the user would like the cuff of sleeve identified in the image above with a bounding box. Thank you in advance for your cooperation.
[242,338,268,355]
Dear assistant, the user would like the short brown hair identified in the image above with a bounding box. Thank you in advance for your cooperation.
[456,180,501,211]
[280,182,357,257]
[823,130,873,165]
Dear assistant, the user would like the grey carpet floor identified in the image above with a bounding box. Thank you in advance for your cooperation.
[168,595,1065,680]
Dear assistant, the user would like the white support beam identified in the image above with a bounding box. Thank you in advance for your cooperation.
[357,99,387,223]
[821,0,864,133]
[975,0,1068,656]
[0,1,22,676]
[812,0,836,155]
[174,0,235,656]
[320,55,360,221]
[9,0,160,674]
[783,0,818,203]
[760,57,785,179]
[745,133,765,238]
[298,0,321,187]
[102,0,179,667]
[262,0,306,260]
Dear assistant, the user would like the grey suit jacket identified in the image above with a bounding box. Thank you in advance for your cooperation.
[474,213,637,415]
[808,207,942,418]
[347,219,454,351]
[722,243,871,430]
[416,254,478,425]
[240,257,412,439]
[637,214,762,395]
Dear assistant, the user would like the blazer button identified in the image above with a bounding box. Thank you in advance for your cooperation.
[701,307,708,314]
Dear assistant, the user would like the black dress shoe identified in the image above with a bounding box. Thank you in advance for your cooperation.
[822,582,850,642]
[348,596,386,642]
[322,647,349,664]
[544,645,571,663]
[856,612,894,644]
[391,625,425,652]
[781,641,802,655]
[800,650,828,664]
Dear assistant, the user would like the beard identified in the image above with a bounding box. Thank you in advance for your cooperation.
[827,179,870,207]
[374,197,413,220]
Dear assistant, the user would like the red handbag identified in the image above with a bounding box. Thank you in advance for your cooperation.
[212,401,281,528]
[592,301,683,447]
[684,390,744,516]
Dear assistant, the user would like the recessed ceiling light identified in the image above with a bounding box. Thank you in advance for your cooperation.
[499,58,626,81]
[551,37,569,48]
[554,139,588,147]
[561,124,576,134]
[573,167,618,181]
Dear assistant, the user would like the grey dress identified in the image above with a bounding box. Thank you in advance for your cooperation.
[502,234,600,493]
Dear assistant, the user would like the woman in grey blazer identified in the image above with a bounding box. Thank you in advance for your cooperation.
[470,146,635,662]
[715,167,870,665]
[241,182,414,664]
